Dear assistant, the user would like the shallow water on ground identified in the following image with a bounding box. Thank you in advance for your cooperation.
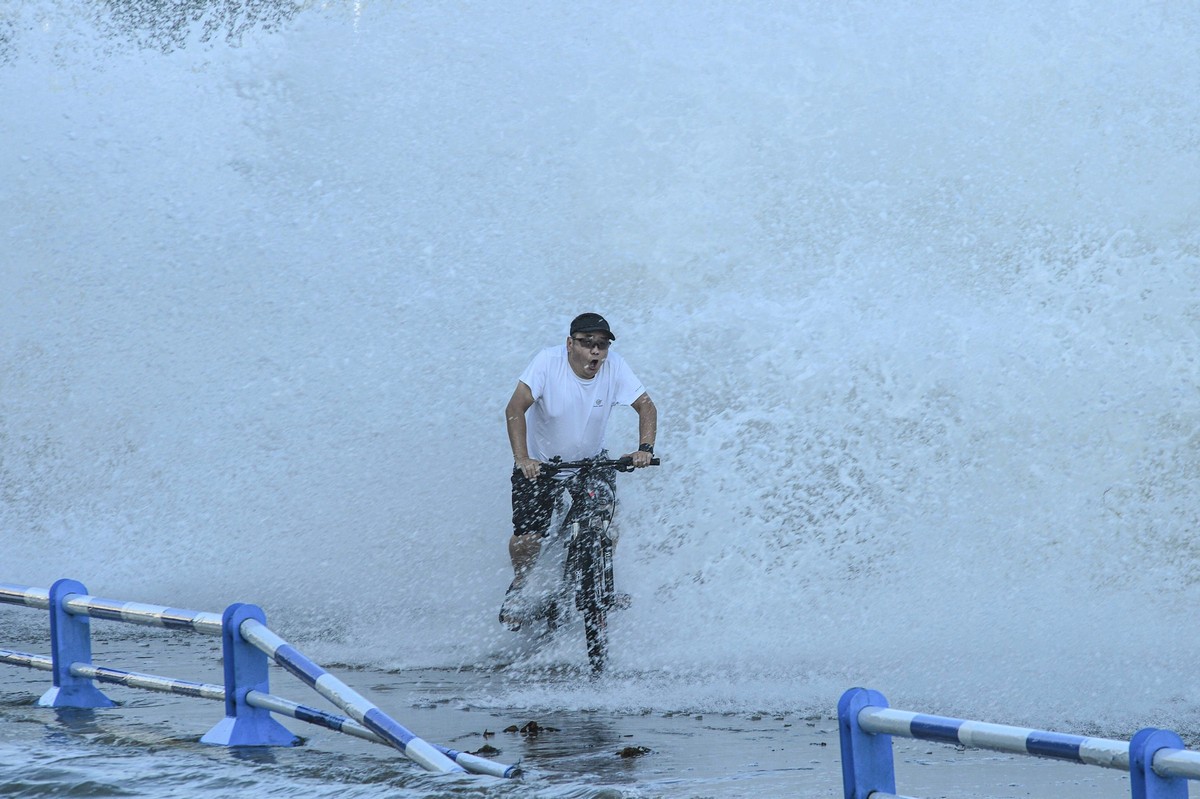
[0,629,1132,798]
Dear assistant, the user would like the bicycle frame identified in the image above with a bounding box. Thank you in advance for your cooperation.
[534,456,659,673]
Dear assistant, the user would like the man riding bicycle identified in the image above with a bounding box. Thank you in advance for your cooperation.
[500,312,657,631]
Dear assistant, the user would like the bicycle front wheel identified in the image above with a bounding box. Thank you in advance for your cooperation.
[571,531,612,674]
[582,603,607,674]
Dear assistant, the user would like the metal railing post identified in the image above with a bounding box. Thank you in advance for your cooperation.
[38,578,115,708]
[838,687,896,799]
[1130,728,1188,799]
[200,603,299,747]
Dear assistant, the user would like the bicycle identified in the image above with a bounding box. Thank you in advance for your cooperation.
[499,455,659,674]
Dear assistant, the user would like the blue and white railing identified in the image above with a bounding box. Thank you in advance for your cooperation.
[0,579,519,779]
[839,687,1198,799]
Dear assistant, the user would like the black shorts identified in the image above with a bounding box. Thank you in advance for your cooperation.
[511,462,617,538]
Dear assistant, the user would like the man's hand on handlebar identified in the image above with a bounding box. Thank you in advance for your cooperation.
[515,456,542,481]
[526,453,660,477]
[624,449,655,468]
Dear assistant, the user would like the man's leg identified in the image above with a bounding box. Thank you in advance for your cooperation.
[508,468,557,584]
[508,531,542,587]
[501,470,558,629]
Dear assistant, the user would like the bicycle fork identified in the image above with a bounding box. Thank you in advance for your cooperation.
[571,521,615,613]
[567,486,616,672]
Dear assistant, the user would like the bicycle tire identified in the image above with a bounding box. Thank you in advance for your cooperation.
[567,522,610,674]
[575,535,608,674]
[582,603,607,674]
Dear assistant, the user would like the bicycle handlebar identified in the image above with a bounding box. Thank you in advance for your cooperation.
[540,456,661,475]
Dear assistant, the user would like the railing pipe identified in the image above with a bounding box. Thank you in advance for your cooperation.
[1,582,223,634]
[237,617,464,774]
[61,595,223,635]
[0,649,51,671]
[431,742,523,780]
[856,705,1200,780]
[0,649,517,778]
[1,648,225,700]
[244,691,521,778]
[0,583,51,609]
[83,663,226,701]
[858,706,1131,769]
[840,688,1200,799]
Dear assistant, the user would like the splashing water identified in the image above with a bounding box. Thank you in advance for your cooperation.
[3,1,1199,732]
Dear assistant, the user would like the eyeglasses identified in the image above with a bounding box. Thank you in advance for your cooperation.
[571,336,611,351]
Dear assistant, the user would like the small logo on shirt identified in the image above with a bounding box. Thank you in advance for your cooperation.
[593,399,604,407]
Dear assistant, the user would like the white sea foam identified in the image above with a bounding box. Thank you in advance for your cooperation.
[2,1,1199,732]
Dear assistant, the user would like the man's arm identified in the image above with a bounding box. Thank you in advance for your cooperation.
[627,392,657,467]
[505,382,541,480]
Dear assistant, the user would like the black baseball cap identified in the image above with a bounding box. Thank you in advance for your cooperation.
[570,312,616,340]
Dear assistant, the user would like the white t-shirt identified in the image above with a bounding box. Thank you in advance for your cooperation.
[519,344,646,463]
